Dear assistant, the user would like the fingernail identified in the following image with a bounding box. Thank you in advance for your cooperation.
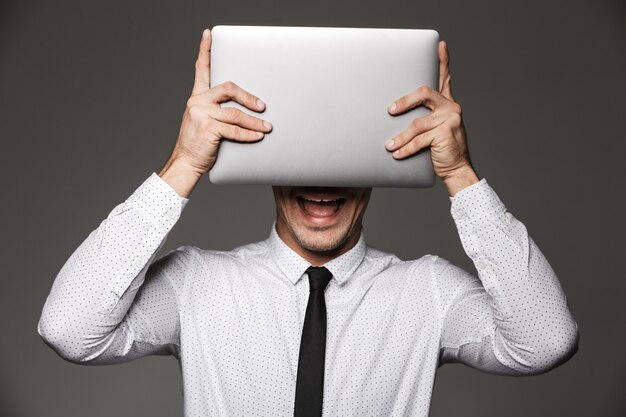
[263,120,272,129]
[388,103,396,112]
[393,150,400,158]
[202,29,210,38]
[385,139,395,149]
[257,131,264,137]
[257,99,265,109]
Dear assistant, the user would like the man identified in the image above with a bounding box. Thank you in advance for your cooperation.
[38,28,579,417]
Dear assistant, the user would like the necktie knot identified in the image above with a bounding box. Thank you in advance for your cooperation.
[306,266,333,291]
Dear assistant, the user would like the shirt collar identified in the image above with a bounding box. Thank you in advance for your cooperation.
[268,221,367,287]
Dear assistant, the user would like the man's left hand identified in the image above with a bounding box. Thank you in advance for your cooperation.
[385,40,479,196]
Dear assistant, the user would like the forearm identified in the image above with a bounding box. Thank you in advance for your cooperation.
[441,164,479,197]
[158,156,204,199]
[37,173,188,363]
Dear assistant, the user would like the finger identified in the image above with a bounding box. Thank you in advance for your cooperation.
[192,29,212,95]
[438,40,453,100]
[391,127,439,159]
[207,105,273,133]
[387,85,445,115]
[215,119,266,142]
[384,112,445,152]
[212,80,267,112]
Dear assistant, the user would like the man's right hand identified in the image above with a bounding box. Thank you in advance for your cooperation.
[158,28,273,198]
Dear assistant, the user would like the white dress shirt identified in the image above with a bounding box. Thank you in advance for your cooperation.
[38,172,579,417]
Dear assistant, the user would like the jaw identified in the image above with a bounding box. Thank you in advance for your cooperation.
[272,186,372,264]
[274,212,362,265]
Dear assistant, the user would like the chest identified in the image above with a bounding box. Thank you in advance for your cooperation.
[179,265,442,383]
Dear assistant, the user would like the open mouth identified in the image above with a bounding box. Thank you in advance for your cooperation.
[297,195,347,218]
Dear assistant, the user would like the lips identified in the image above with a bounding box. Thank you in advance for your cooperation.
[297,195,346,218]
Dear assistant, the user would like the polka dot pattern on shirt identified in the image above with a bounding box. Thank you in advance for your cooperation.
[37,173,579,416]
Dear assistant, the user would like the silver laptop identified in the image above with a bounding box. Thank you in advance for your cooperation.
[208,25,439,188]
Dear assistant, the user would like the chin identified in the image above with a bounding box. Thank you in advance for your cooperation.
[293,224,350,253]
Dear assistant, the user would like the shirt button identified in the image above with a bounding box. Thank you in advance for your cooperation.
[453,209,465,220]
[476,260,486,270]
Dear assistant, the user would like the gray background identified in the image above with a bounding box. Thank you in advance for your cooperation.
[1,0,624,416]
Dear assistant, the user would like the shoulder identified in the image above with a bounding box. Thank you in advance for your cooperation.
[362,244,437,276]
[372,249,476,291]
[425,255,482,307]
[154,240,271,289]
[175,238,272,270]
[148,245,191,276]
[427,255,477,285]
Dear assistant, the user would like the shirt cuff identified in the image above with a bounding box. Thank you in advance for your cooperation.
[152,172,190,209]
[123,172,189,220]
[448,178,506,223]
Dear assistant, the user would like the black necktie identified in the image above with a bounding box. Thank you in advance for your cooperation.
[294,266,333,417]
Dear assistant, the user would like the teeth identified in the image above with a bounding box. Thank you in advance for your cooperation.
[302,197,341,203]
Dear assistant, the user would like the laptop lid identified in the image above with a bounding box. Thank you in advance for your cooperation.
[208,25,439,188]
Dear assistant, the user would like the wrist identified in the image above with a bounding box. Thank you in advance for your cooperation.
[442,164,479,197]
[158,157,203,199]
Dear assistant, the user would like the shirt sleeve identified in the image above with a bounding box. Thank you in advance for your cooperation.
[437,178,579,375]
[37,172,190,364]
